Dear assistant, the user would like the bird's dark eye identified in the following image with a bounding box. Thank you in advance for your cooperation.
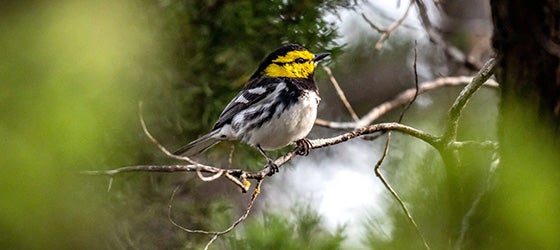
[295,58,306,64]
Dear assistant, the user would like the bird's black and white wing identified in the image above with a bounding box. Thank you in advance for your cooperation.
[173,78,279,156]
[212,78,279,130]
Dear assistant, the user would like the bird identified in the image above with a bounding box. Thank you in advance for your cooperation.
[174,44,330,174]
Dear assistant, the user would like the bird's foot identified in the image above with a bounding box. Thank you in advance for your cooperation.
[257,144,279,176]
[266,160,279,176]
[295,138,312,156]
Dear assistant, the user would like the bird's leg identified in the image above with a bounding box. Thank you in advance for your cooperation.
[257,145,278,176]
[295,138,312,156]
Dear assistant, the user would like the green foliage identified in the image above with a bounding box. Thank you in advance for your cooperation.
[106,176,237,249]
[480,99,560,249]
[153,0,354,141]
[0,0,162,248]
[227,206,345,250]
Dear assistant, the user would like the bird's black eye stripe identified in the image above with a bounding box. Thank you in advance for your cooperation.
[274,58,308,66]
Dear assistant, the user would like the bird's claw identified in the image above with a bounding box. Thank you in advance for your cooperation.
[266,161,279,176]
[295,138,312,156]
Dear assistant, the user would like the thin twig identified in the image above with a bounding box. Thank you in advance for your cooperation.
[322,65,359,122]
[202,179,264,250]
[373,45,430,249]
[413,0,481,70]
[167,179,264,250]
[399,40,420,123]
[81,164,212,176]
[224,172,250,191]
[196,169,224,182]
[167,184,215,235]
[107,177,113,192]
[375,0,415,50]
[310,122,440,149]
[374,135,430,250]
[138,102,200,164]
[361,13,387,33]
[315,76,499,130]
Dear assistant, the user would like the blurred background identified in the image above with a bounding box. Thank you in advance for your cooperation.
[1,0,557,249]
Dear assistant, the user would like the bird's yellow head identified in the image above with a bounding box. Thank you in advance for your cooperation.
[250,44,330,80]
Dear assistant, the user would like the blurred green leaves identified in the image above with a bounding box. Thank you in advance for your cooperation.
[483,100,560,249]
[0,1,163,248]
[228,205,345,250]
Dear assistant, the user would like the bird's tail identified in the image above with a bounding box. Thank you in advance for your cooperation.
[173,130,221,157]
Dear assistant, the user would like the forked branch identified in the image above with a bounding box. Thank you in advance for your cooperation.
[84,58,498,250]
[84,122,439,182]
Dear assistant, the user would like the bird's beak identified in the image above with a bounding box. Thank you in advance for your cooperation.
[313,52,330,62]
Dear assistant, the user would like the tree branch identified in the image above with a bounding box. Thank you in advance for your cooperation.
[442,58,496,143]
[84,122,439,181]
[414,0,484,70]
[315,76,498,130]
[167,179,264,249]
[375,0,415,50]
[322,65,359,122]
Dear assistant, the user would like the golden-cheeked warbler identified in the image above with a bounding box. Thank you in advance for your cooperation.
[174,44,330,174]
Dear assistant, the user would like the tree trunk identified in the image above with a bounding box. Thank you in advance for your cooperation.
[487,0,560,248]
[492,0,560,129]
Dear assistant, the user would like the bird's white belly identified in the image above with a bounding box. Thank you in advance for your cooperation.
[245,91,319,150]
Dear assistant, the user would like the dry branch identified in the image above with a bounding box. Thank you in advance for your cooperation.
[315,76,499,129]
[167,179,264,250]
[322,65,359,122]
[363,0,483,69]
[379,0,415,50]
[84,122,438,180]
